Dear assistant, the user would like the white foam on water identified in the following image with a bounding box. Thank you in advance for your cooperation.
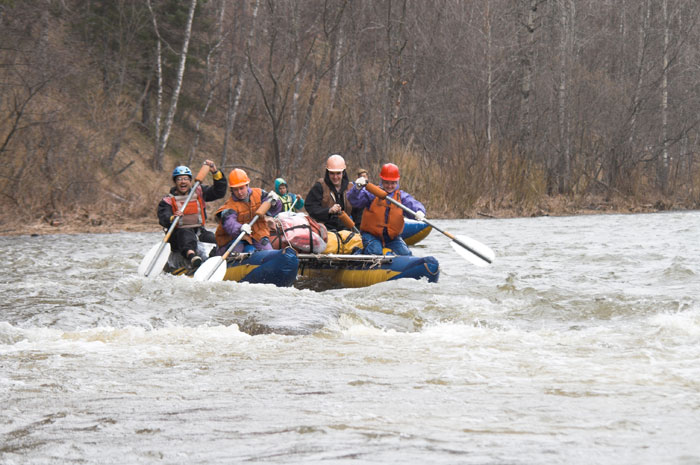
[2,212,700,464]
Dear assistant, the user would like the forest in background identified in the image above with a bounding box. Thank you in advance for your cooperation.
[2,0,699,233]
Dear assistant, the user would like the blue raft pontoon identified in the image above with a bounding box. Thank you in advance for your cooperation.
[166,247,299,287]
[164,237,438,288]
[401,219,432,245]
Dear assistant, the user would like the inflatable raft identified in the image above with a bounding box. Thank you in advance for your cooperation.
[166,247,299,287]
[297,253,440,288]
[401,219,432,245]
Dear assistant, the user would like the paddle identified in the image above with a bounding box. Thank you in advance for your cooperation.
[138,164,211,278]
[338,211,361,234]
[365,183,495,266]
[193,199,273,282]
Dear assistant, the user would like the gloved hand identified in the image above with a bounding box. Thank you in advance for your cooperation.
[354,177,367,189]
[240,223,252,235]
[266,191,280,203]
[414,211,425,222]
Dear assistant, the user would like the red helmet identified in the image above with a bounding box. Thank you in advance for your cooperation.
[228,168,250,187]
[379,163,400,181]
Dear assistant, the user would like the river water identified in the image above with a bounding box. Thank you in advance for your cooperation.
[1,212,699,464]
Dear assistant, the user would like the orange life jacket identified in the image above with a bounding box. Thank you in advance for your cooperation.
[359,190,404,242]
[214,188,270,247]
[164,186,206,228]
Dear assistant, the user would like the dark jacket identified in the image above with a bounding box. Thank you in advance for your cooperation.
[304,170,352,231]
[157,171,227,229]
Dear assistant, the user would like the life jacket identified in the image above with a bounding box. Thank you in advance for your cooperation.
[214,188,269,247]
[360,190,404,242]
[318,177,352,214]
[324,230,363,254]
[163,185,206,228]
[267,212,327,253]
[280,194,296,212]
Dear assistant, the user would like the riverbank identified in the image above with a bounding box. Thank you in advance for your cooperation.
[1,194,690,237]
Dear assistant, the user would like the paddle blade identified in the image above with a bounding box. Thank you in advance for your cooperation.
[193,256,227,282]
[450,234,495,267]
[138,241,171,278]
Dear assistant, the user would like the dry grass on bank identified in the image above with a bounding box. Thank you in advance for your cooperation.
[2,125,695,237]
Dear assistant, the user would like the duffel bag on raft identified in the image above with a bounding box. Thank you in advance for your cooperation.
[267,212,328,253]
[323,230,363,254]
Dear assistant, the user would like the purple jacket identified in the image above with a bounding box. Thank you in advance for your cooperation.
[219,188,282,237]
[346,182,426,219]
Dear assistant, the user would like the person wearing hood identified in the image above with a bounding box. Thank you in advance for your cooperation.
[214,168,282,254]
[347,163,426,256]
[157,160,227,268]
[274,177,305,214]
[304,154,353,231]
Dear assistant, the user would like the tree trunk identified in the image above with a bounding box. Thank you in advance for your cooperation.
[485,0,493,181]
[382,0,408,154]
[285,3,302,176]
[222,0,259,169]
[153,0,198,171]
[329,22,344,109]
[659,0,669,194]
[294,2,346,172]
[187,0,227,166]
[611,0,650,193]
[518,0,537,153]
[556,0,572,194]
[153,38,163,170]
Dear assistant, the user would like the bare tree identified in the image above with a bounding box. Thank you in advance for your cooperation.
[556,0,573,194]
[658,0,670,193]
[4,0,700,221]
[149,0,198,171]
[518,0,539,154]
[246,0,316,180]
[187,0,227,166]
[221,0,260,169]
[291,1,348,173]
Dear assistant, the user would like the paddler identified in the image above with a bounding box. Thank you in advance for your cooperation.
[347,163,426,256]
[304,154,354,232]
[156,160,226,268]
[273,177,305,214]
[214,168,281,254]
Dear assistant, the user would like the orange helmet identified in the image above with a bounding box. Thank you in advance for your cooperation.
[380,163,400,181]
[228,168,250,187]
[326,154,346,172]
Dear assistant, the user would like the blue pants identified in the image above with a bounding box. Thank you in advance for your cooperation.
[361,232,411,256]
